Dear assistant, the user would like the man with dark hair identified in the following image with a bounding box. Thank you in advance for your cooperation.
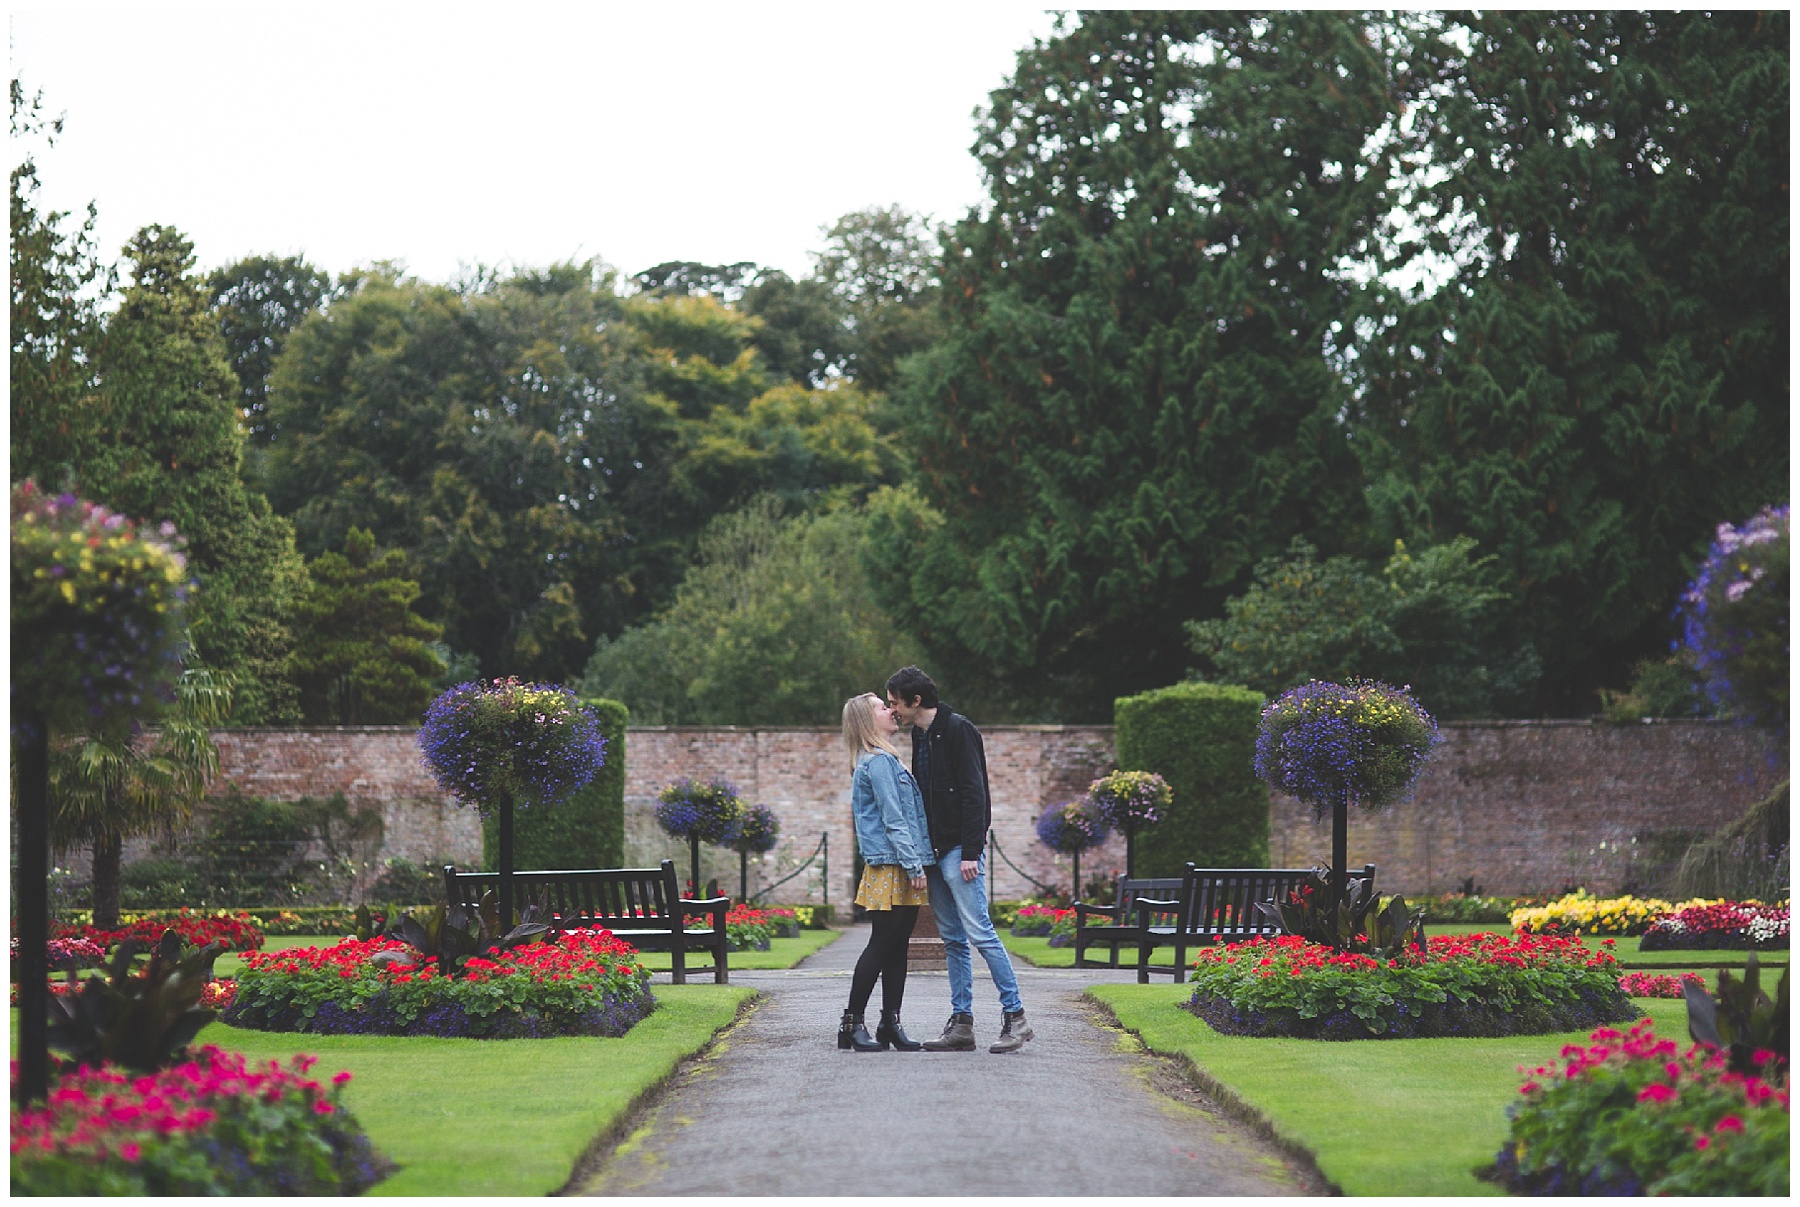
[884,665,1032,1054]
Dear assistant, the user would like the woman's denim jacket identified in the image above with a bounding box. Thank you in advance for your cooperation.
[850,750,932,877]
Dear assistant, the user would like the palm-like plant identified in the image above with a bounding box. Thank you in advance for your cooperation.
[50,668,234,928]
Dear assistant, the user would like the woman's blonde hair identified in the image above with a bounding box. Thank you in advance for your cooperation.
[842,692,900,768]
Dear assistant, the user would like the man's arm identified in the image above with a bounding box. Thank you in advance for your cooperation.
[953,720,989,862]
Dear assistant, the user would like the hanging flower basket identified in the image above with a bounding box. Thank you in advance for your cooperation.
[655,779,744,844]
[1253,679,1438,818]
[11,480,193,736]
[721,803,780,855]
[417,678,607,812]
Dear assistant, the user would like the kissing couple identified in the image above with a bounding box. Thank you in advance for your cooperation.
[835,665,1031,1054]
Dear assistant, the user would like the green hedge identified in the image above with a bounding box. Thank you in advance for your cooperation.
[1114,682,1268,875]
[482,699,627,872]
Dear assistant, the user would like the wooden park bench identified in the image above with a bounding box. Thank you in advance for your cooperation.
[1074,863,1377,983]
[442,859,731,984]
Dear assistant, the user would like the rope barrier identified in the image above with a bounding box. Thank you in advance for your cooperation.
[750,831,829,904]
[987,829,1059,897]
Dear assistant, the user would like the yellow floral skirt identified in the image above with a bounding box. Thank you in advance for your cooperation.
[855,864,929,910]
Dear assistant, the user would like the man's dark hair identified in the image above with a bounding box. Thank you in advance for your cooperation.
[885,666,939,709]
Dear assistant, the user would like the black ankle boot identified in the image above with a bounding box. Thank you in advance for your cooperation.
[849,1013,887,1052]
[877,1010,922,1051]
[837,1009,858,1050]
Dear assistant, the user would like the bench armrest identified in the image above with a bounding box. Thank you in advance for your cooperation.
[680,895,730,925]
[1130,897,1179,928]
[1073,902,1121,924]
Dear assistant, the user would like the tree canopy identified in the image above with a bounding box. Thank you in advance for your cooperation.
[1352,11,1789,714]
[290,527,446,724]
[23,222,308,723]
[580,495,922,725]
[867,12,1400,718]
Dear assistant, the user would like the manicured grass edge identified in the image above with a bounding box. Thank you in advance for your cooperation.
[558,988,764,1194]
[1082,988,1340,1196]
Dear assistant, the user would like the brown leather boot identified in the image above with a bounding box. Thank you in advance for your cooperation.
[989,1009,1034,1053]
[921,1012,976,1051]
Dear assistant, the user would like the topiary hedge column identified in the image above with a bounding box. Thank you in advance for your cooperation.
[482,699,628,872]
[1114,682,1269,876]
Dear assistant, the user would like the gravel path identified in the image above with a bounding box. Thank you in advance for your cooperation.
[578,926,1318,1196]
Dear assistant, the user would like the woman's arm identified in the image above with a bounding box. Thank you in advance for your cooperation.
[867,755,928,876]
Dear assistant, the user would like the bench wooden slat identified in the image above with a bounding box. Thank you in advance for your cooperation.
[440,859,730,985]
[1071,863,1376,982]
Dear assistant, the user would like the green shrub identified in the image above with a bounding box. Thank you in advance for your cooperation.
[1669,781,1790,901]
[482,698,627,871]
[1114,682,1267,875]
[118,858,203,910]
[367,856,454,905]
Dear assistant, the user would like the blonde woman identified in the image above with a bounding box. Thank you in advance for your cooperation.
[838,692,932,1051]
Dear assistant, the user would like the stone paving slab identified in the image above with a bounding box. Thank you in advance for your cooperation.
[580,927,1317,1196]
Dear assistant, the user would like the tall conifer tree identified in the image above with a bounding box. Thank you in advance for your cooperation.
[85,226,306,722]
[1355,12,1788,713]
[869,13,1401,716]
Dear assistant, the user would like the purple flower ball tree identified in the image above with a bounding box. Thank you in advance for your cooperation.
[721,802,780,903]
[654,778,744,899]
[418,678,607,927]
[1035,798,1111,904]
[1679,504,1788,742]
[10,482,194,1104]
[1085,770,1171,878]
[1254,679,1438,931]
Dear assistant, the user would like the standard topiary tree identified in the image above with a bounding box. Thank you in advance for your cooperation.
[655,778,744,897]
[1114,682,1269,876]
[11,481,194,1104]
[1254,679,1438,926]
[481,698,627,875]
[721,803,780,903]
[418,677,607,927]
[1035,798,1110,903]
[1679,504,1788,742]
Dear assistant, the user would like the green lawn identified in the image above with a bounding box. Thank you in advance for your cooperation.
[216,928,841,979]
[1091,984,1688,1196]
[632,927,840,973]
[1000,932,1074,967]
[204,985,753,1195]
[14,986,755,1196]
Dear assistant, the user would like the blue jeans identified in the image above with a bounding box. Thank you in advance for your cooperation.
[925,846,1023,1017]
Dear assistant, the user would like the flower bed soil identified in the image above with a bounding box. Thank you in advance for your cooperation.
[222,931,654,1039]
[1186,932,1638,1040]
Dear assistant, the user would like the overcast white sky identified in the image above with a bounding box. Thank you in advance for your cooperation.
[11,3,1063,285]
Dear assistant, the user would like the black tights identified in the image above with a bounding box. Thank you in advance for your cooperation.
[848,905,919,1019]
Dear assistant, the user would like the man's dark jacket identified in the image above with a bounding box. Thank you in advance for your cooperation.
[909,704,990,861]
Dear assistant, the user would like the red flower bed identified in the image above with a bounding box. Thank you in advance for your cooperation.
[1188,931,1636,1038]
[50,910,265,954]
[1618,971,1705,998]
[224,929,653,1038]
[10,1046,388,1194]
[1640,900,1789,951]
[1484,1019,1789,1194]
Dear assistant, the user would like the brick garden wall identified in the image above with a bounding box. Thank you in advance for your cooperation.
[107,719,1782,904]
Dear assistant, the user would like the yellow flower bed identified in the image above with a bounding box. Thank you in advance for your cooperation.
[1509,891,1724,936]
